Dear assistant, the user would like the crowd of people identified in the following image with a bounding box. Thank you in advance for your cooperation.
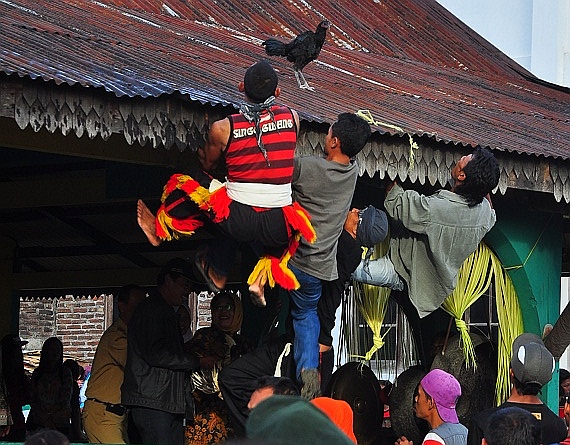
[0,58,567,445]
[0,335,86,443]
[3,328,569,445]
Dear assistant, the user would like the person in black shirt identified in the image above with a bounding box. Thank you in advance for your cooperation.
[318,205,387,392]
[467,333,567,445]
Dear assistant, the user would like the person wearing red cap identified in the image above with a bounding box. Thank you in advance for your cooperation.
[395,368,467,445]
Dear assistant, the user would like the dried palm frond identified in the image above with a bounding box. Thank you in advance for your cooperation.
[352,236,392,361]
[441,242,522,404]
[353,281,391,361]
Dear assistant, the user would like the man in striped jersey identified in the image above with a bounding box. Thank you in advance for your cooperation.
[137,60,315,303]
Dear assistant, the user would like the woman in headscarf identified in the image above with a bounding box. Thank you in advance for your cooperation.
[184,291,252,444]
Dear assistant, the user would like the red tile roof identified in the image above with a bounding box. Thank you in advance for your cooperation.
[1,0,569,159]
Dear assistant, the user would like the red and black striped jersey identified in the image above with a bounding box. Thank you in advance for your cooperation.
[225,105,297,184]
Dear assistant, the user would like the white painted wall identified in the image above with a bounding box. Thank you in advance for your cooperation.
[436,0,570,87]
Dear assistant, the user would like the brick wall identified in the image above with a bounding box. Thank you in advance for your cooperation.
[19,295,110,364]
[18,291,215,369]
[56,295,108,361]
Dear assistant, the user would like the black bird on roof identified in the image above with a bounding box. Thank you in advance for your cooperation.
[262,20,331,90]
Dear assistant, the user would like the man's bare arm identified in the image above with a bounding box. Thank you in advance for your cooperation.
[291,109,300,136]
[197,117,230,171]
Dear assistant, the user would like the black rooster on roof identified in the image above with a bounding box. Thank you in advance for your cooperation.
[262,20,330,90]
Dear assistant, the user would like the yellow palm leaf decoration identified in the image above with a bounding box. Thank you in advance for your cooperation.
[441,242,523,405]
[353,236,391,361]
[442,243,495,369]
[354,282,391,360]
[353,230,522,404]
[492,253,523,405]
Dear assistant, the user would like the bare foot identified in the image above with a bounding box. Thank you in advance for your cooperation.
[137,199,162,247]
[249,283,266,307]
[249,271,267,307]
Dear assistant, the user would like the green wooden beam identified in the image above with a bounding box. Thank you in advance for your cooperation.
[486,204,563,410]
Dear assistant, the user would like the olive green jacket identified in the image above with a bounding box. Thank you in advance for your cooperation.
[385,183,496,317]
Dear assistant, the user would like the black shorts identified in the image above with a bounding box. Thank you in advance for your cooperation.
[220,200,289,249]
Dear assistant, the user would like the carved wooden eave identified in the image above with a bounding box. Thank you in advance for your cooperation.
[0,76,218,154]
[298,132,570,204]
[2,76,570,204]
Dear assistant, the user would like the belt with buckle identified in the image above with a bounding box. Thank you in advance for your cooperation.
[87,398,127,416]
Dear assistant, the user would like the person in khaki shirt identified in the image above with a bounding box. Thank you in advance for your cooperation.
[82,284,145,444]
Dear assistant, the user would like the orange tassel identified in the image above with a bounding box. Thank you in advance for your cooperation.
[208,188,232,222]
[169,215,204,236]
[155,207,172,240]
[270,256,300,290]
[161,174,186,201]
[282,204,316,244]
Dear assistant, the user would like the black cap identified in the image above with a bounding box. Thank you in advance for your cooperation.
[1,334,28,349]
[510,333,554,387]
[160,257,195,280]
[356,206,388,248]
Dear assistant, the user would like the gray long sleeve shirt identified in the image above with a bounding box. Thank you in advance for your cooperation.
[385,183,496,318]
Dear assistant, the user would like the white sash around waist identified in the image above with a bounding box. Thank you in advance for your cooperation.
[226,181,292,207]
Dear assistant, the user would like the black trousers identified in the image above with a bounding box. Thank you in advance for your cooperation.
[391,286,454,370]
[218,338,295,437]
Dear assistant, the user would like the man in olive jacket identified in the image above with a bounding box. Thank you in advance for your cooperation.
[121,258,201,445]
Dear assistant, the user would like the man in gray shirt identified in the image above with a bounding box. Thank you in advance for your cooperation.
[288,112,371,399]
